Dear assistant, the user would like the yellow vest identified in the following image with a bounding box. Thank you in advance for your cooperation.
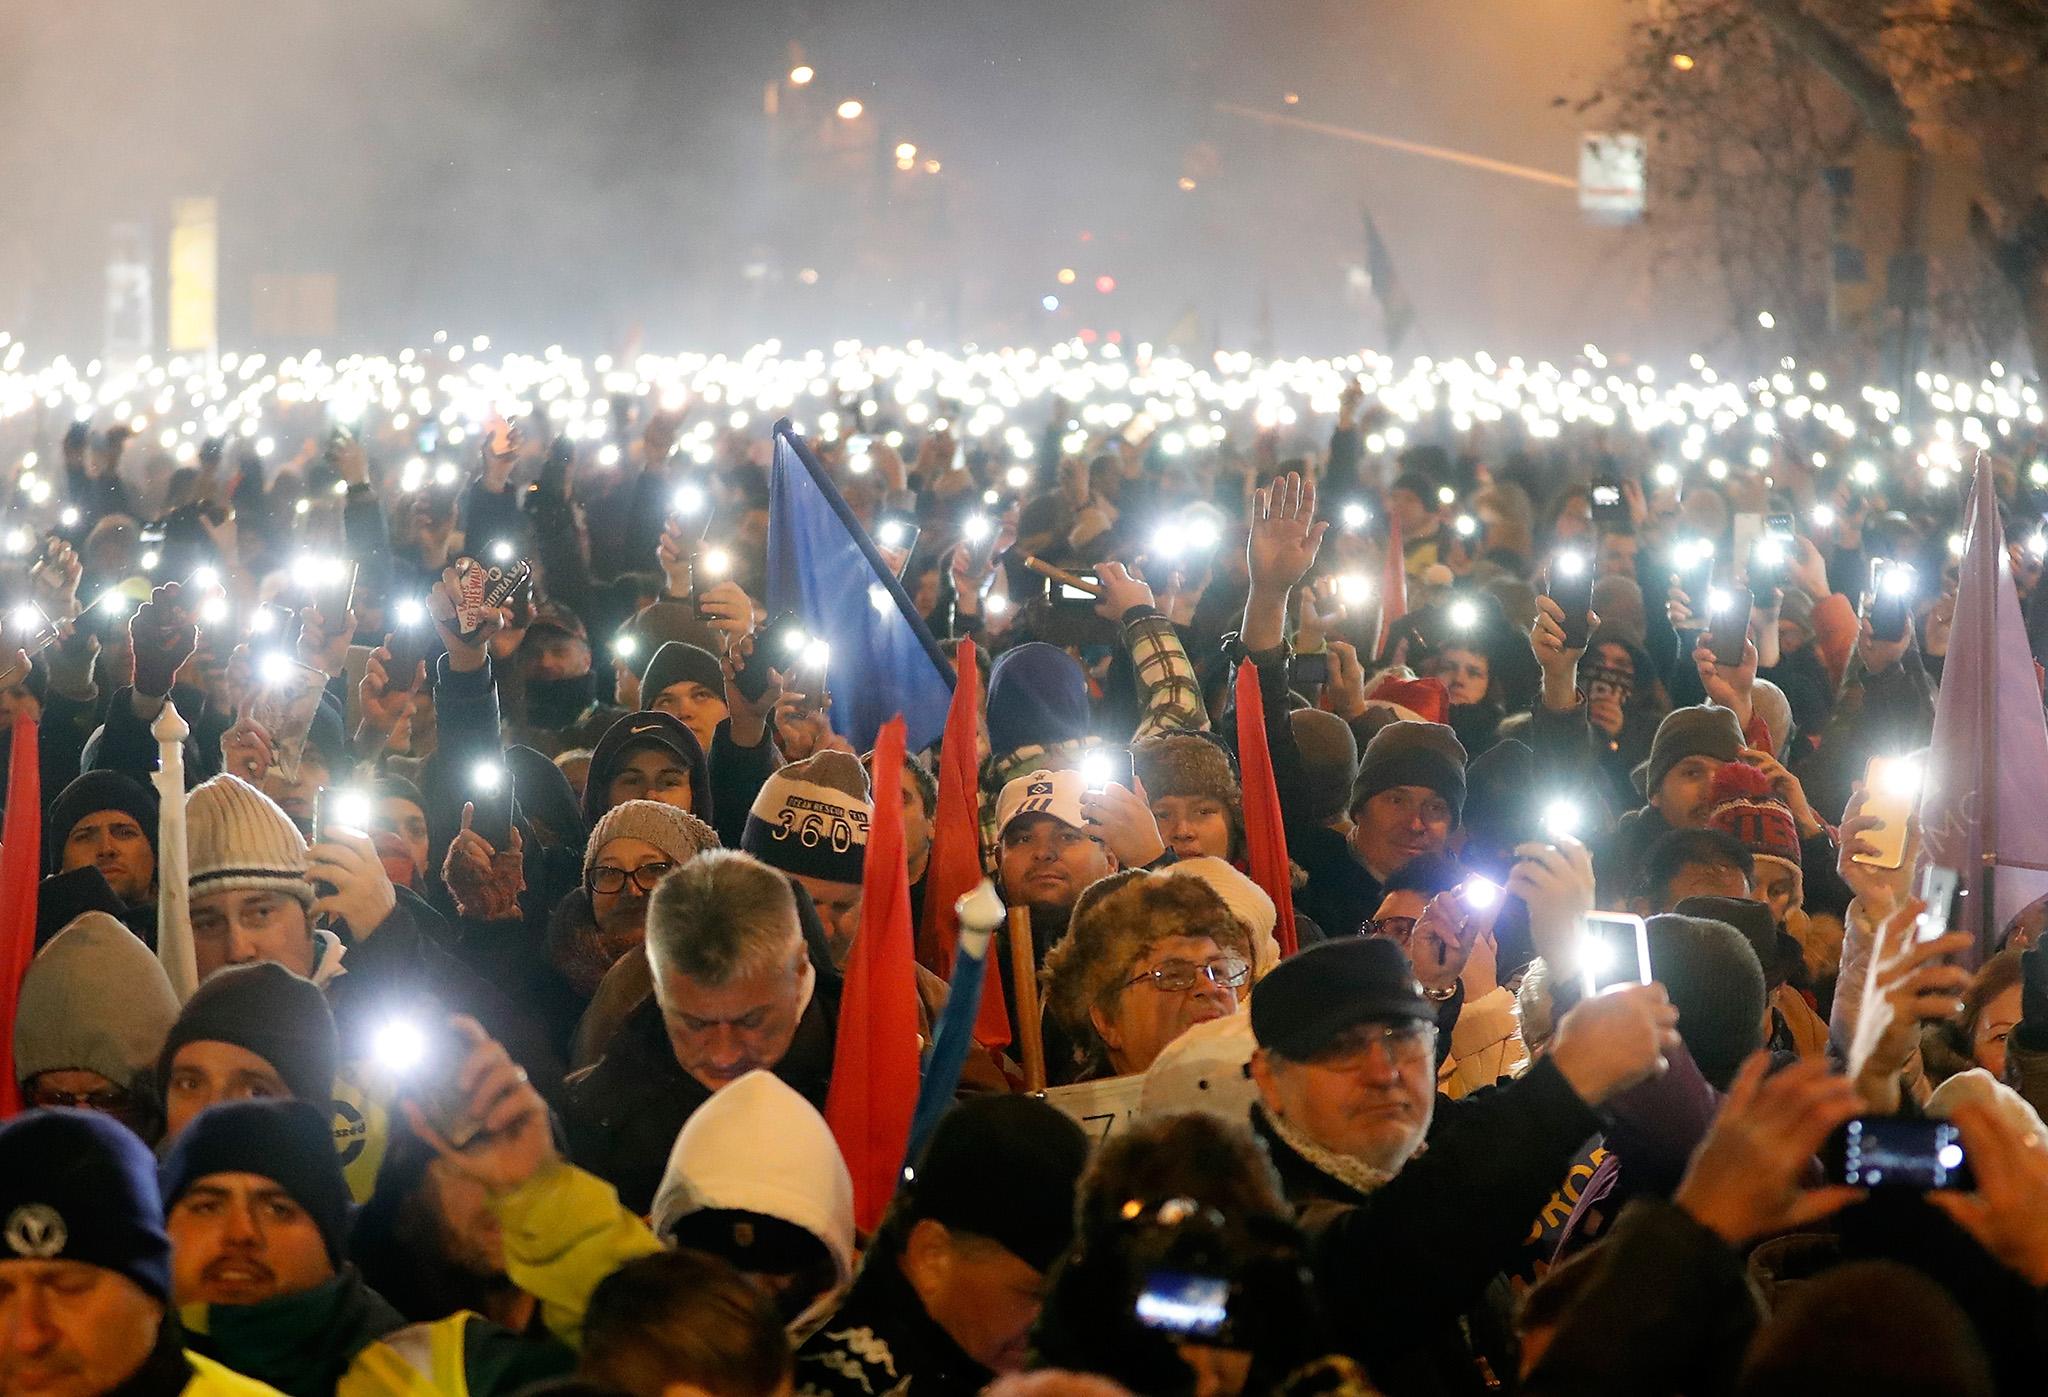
[183,1351,288,1397]
[338,1314,476,1397]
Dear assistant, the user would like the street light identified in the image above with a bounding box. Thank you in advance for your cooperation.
[895,142,917,161]
[789,65,815,85]
[837,99,863,120]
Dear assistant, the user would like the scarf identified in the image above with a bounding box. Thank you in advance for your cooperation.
[182,1270,407,1397]
[1258,1102,1404,1198]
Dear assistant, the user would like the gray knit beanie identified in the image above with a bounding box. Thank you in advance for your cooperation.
[639,642,725,707]
[1350,720,1468,821]
[186,774,313,907]
[1632,704,1746,798]
[1289,710,1358,825]
[583,799,720,881]
[14,913,178,1096]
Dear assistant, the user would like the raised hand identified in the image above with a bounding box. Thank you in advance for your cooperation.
[1247,472,1328,593]
[442,802,527,922]
[1673,1054,1865,1247]
[401,1015,556,1195]
[130,583,197,705]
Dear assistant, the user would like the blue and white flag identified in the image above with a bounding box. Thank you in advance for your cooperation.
[766,422,954,752]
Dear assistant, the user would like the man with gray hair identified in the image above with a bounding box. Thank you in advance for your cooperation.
[564,849,840,1213]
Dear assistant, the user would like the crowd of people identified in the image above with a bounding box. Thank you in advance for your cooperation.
[0,332,2044,1395]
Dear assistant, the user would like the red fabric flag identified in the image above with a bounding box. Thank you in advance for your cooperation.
[0,716,41,1117]
[826,715,924,1232]
[1375,514,1409,662]
[1234,661,1298,960]
[917,639,1011,1049]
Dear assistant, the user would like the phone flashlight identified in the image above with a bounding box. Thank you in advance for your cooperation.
[489,540,515,564]
[1448,599,1480,630]
[1454,514,1478,539]
[373,1019,429,1075]
[199,595,230,626]
[258,652,297,687]
[1150,524,1187,558]
[2031,532,2048,562]
[1436,486,1456,507]
[325,788,374,836]
[1340,501,1369,530]
[1880,565,1916,599]
[672,484,707,517]
[799,638,831,672]
[189,565,221,592]
[963,514,993,544]
[1336,573,1373,607]
[1752,538,1785,567]
[614,634,640,662]
[1707,588,1734,616]
[878,520,909,548]
[140,550,161,572]
[1460,877,1501,912]
[249,607,277,635]
[58,507,79,529]
[1,530,26,556]
[1542,799,1582,839]
[698,547,732,580]
[1812,504,1836,529]
[472,761,504,794]
[1554,550,1587,579]
[394,598,427,629]
[1005,465,1031,490]
[1653,463,1679,489]
[1880,755,1924,799]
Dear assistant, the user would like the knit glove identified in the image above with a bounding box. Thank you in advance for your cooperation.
[129,584,196,700]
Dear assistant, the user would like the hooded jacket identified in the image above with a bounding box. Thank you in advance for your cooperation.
[579,710,711,829]
[649,1070,856,1337]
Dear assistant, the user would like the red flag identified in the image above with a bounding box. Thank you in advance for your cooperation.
[917,639,1011,1050]
[1375,515,1409,662]
[827,715,923,1232]
[1234,662,1298,959]
[0,716,41,1116]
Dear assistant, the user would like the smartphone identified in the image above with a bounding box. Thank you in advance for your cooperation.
[1917,864,1961,942]
[449,555,532,641]
[1706,584,1753,666]
[384,600,432,675]
[689,545,733,622]
[1291,651,1330,688]
[1867,559,1913,643]
[469,761,514,847]
[1134,1271,1231,1341]
[1581,912,1652,997]
[1080,746,1134,793]
[1549,551,1594,651]
[1823,1117,1971,1190]
[371,1016,482,1150]
[1460,876,1501,912]
[1670,540,1716,629]
[737,613,809,704]
[874,511,922,560]
[1855,754,1921,869]
[3,602,60,661]
[1046,571,1103,610]
[1591,479,1627,526]
[309,787,373,845]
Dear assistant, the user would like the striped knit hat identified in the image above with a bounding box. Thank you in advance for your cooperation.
[186,774,313,908]
[741,751,871,883]
[1705,762,1801,878]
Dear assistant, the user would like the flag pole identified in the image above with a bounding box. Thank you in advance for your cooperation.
[1006,905,1046,1092]
[153,702,198,1001]
[1975,453,2000,957]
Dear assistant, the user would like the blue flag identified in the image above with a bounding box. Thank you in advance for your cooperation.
[766,423,955,752]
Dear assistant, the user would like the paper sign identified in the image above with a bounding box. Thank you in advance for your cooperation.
[1042,1074,1145,1145]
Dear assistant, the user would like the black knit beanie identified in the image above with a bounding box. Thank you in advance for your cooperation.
[1349,720,1469,821]
[157,963,338,1110]
[159,1100,353,1265]
[639,642,725,707]
[44,770,159,875]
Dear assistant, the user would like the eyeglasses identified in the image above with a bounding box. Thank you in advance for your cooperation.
[1123,955,1251,994]
[25,1086,132,1112]
[1308,1020,1437,1069]
[1359,915,1418,945]
[588,862,677,895]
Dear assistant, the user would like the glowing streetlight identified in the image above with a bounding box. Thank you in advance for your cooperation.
[1671,53,1696,71]
[836,99,864,120]
[1057,268,1077,286]
[895,142,917,161]
[789,65,815,86]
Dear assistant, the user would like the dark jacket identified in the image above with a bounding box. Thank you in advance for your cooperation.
[1264,1056,1601,1396]
[795,1245,992,1397]
[562,943,840,1214]
[1595,804,1674,906]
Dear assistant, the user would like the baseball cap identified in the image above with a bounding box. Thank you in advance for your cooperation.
[995,769,1089,836]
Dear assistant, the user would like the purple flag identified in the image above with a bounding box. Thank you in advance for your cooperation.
[1918,453,2048,956]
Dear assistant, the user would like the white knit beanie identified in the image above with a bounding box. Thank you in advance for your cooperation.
[584,800,720,880]
[186,774,313,907]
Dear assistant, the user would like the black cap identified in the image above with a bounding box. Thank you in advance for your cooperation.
[159,1100,353,1265]
[582,710,709,827]
[1251,937,1432,1059]
[906,1095,1088,1274]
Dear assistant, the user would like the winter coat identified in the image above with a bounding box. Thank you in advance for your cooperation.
[650,1070,856,1338]
[563,953,840,1216]
[795,1245,993,1397]
[1261,1055,1601,1396]
[183,1268,572,1397]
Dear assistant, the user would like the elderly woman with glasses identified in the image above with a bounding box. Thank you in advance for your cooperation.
[1043,871,1255,1083]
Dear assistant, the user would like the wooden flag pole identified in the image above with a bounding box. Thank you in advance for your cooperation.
[1006,905,1047,1092]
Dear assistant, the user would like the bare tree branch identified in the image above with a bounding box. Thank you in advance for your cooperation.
[1749,0,1920,148]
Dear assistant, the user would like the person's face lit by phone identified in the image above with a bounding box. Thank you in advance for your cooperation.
[1383,486,1433,538]
[1348,786,1452,883]
[162,1041,293,1142]
[373,797,430,888]
[1149,795,1233,860]
[1596,531,1639,580]
[1752,858,1801,928]
[651,679,728,754]
[1432,646,1490,706]
[1650,755,1729,829]
[190,890,316,982]
[605,745,693,814]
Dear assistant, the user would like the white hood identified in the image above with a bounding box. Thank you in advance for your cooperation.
[648,1070,856,1328]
